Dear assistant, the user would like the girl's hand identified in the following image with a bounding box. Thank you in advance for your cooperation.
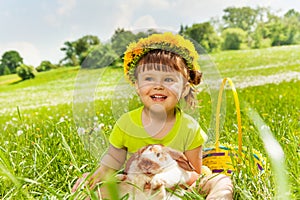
[71,145,126,193]
[71,165,116,193]
[186,171,200,186]
[71,172,91,193]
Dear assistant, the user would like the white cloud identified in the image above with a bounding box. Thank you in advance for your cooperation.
[113,0,178,33]
[0,42,42,67]
[132,15,158,29]
[44,14,60,27]
[132,15,177,33]
[57,0,77,15]
[0,10,10,18]
[44,0,77,27]
[113,0,142,29]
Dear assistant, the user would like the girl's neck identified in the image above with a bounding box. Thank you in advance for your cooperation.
[142,106,176,138]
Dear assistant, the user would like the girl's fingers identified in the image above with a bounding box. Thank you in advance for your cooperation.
[89,174,100,189]
[71,177,82,192]
[71,172,103,194]
[71,173,90,192]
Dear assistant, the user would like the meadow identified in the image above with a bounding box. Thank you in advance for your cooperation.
[0,45,299,199]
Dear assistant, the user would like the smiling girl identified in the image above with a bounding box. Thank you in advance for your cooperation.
[72,32,233,199]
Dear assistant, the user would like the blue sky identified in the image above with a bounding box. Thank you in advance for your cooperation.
[1,0,299,66]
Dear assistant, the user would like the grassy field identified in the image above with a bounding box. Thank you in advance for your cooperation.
[0,45,299,199]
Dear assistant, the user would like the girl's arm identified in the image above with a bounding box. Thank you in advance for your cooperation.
[184,146,203,186]
[72,145,127,192]
[184,146,203,174]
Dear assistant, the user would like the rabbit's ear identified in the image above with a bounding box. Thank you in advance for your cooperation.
[138,144,151,154]
[166,148,195,171]
[124,152,138,174]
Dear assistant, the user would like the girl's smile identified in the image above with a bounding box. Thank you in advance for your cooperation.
[150,94,167,101]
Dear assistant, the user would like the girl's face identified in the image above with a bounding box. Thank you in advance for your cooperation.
[135,68,188,114]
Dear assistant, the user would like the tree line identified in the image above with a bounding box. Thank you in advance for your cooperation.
[1,6,299,79]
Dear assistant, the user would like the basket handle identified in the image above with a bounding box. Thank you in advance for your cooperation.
[215,78,242,154]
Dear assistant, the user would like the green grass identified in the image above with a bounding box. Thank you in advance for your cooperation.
[0,45,299,199]
[211,45,300,77]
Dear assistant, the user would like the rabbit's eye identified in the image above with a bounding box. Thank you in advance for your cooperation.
[156,153,160,157]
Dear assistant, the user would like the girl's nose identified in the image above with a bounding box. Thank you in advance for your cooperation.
[153,81,164,90]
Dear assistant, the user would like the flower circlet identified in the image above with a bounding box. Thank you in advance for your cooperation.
[123,32,200,83]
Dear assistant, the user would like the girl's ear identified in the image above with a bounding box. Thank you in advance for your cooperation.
[181,83,190,98]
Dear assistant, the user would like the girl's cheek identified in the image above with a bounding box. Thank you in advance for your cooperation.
[167,83,183,96]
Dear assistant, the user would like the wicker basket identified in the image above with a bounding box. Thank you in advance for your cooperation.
[202,78,266,175]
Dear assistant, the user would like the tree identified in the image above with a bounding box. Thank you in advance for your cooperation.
[135,29,161,40]
[283,9,300,45]
[81,43,118,69]
[60,41,78,66]
[209,16,224,35]
[251,7,300,48]
[111,28,137,56]
[60,35,100,66]
[179,24,188,35]
[222,28,247,50]
[0,50,23,75]
[264,13,291,46]
[75,35,100,64]
[248,7,271,48]
[16,64,35,80]
[2,66,11,75]
[222,7,258,33]
[252,22,272,48]
[181,22,222,52]
[223,7,259,47]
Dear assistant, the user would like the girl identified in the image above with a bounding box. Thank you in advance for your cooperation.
[72,32,233,199]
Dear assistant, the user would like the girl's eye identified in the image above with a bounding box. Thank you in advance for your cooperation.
[145,77,154,81]
[164,77,174,82]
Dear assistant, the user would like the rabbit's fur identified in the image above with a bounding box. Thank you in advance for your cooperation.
[113,144,195,199]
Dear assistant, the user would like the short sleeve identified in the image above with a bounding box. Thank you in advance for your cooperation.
[109,124,124,149]
[187,127,207,150]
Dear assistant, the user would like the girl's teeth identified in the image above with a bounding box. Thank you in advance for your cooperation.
[151,95,166,99]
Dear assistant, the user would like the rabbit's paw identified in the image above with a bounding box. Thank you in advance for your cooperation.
[115,174,127,181]
[150,175,166,190]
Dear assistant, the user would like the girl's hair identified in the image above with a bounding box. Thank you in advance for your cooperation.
[134,49,202,107]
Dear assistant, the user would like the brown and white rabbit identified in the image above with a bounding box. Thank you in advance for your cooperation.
[115,144,196,199]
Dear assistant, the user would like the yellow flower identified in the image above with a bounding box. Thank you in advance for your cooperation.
[123,32,200,82]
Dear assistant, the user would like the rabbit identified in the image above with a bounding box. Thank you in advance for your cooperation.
[114,144,196,199]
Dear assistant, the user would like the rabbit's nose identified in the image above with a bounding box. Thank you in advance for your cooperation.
[140,158,154,168]
[138,158,160,173]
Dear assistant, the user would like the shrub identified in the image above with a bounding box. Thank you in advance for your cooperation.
[36,60,55,72]
[16,64,36,80]
[222,28,247,50]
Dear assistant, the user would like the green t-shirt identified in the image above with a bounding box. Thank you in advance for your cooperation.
[109,106,207,154]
